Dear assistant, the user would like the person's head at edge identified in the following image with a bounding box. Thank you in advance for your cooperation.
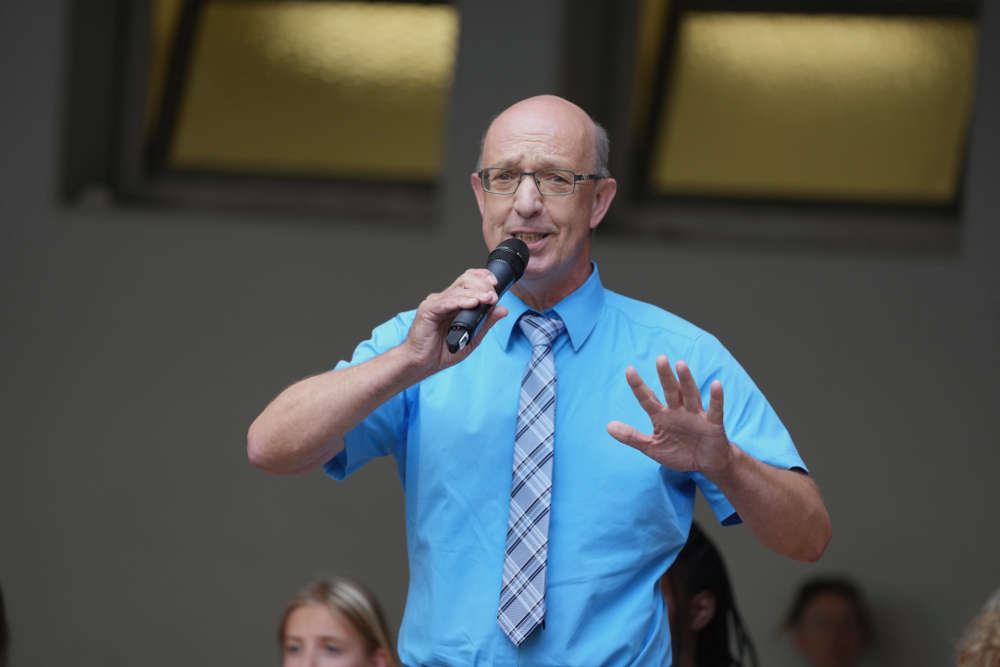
[0,581,8,667]
[956,586,1000,667]
[662,522,758,667]
[471,94,618,312]
[278,577,399,667]
[784,576,873,667]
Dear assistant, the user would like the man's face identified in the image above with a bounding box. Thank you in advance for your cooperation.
[472,97,616,304]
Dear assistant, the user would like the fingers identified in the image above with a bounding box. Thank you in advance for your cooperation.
[706,380,724,425]
[646,357,719,417]
[606,420,651,452]
[675,361,703,413]
[625,366,665,416]
[419,270,500,322]
[449,269,499,309]
[418,290,491,322]
[656,355,681,406]
[449,268,498,292]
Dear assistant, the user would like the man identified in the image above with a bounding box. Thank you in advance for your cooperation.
[248,95,831,665]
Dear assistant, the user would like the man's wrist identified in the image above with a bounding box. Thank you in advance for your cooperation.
[703,441,741,485]
[390,337,442,385]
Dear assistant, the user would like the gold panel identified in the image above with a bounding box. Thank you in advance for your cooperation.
[650,13,978,202]
[152,1,458,181]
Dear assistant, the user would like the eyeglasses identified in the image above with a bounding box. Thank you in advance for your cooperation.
[478,167,603,196]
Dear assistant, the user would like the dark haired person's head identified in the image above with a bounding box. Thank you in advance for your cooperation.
[784,576,872,667]
[1,581,8,667]
[278,577,399,667]
[662,522,757,667]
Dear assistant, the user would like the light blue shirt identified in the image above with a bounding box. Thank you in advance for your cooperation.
[326,264,805,666]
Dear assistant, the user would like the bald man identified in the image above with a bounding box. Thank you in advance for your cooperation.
[248,95,831,665]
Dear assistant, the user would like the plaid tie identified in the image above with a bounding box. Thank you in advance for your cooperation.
[498,312,566,646]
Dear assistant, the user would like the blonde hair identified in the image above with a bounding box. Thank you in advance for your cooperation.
[958,587,1000,667]
[279,577,399,666]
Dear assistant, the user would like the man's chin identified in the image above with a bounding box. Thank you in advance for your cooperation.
[520,263,549,283]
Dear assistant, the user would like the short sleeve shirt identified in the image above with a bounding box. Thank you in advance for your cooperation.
[325,264,805,666]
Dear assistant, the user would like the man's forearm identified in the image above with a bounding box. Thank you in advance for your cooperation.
[246,344,426,476]
[707,444,832,562]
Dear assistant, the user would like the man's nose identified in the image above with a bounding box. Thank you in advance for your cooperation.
[513,173,543,217]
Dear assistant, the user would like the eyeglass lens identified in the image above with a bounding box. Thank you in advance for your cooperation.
[483,168,575,195]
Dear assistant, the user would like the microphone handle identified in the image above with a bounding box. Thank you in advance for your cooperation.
[446,303,493,353]
[446,256,518,353]
[445,241,527,354]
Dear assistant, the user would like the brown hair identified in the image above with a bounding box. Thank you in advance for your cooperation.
[278,577,399,666]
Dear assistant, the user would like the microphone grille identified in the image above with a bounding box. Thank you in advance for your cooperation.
[489,238,529,279]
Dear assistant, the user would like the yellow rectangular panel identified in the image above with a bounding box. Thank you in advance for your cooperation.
[156,1,458,181]
[650,13,978,203]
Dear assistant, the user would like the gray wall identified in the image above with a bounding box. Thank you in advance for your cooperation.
[1,2,997,666]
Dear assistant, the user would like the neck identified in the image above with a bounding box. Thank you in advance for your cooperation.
[511,285,564,312]
[512,262,592,312]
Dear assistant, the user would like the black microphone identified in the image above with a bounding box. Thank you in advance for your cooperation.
[446,238,529,353]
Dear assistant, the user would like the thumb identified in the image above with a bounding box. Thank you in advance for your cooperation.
[607,420,649,453]
[465,305,508,350]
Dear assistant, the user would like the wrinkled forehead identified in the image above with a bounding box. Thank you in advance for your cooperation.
[483,102,594,169]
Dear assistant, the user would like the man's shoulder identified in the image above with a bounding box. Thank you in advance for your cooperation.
[600,287,712,344]
[351,309,417,355]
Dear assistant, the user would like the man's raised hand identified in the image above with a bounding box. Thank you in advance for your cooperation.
[606,355,734,475]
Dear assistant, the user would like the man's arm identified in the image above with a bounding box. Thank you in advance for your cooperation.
[705,447,830,562]
[247,269,507,475]
[606,355,831,562]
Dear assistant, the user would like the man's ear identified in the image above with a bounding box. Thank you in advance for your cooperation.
[689,591,717,632]
[471,171,486,217]
[589,177,617,231]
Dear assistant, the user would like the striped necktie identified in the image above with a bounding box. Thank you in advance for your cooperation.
[498,311,566,646]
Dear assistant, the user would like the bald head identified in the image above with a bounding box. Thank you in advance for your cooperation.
[476,95,610,177]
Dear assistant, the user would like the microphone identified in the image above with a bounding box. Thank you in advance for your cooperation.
[446,238,529,353]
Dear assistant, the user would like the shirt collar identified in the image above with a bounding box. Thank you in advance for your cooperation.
[494,262,605,352]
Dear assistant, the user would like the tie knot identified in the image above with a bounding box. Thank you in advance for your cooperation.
[518,312,565,348]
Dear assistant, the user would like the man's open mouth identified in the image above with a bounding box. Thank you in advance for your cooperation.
[511,232,549,243]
